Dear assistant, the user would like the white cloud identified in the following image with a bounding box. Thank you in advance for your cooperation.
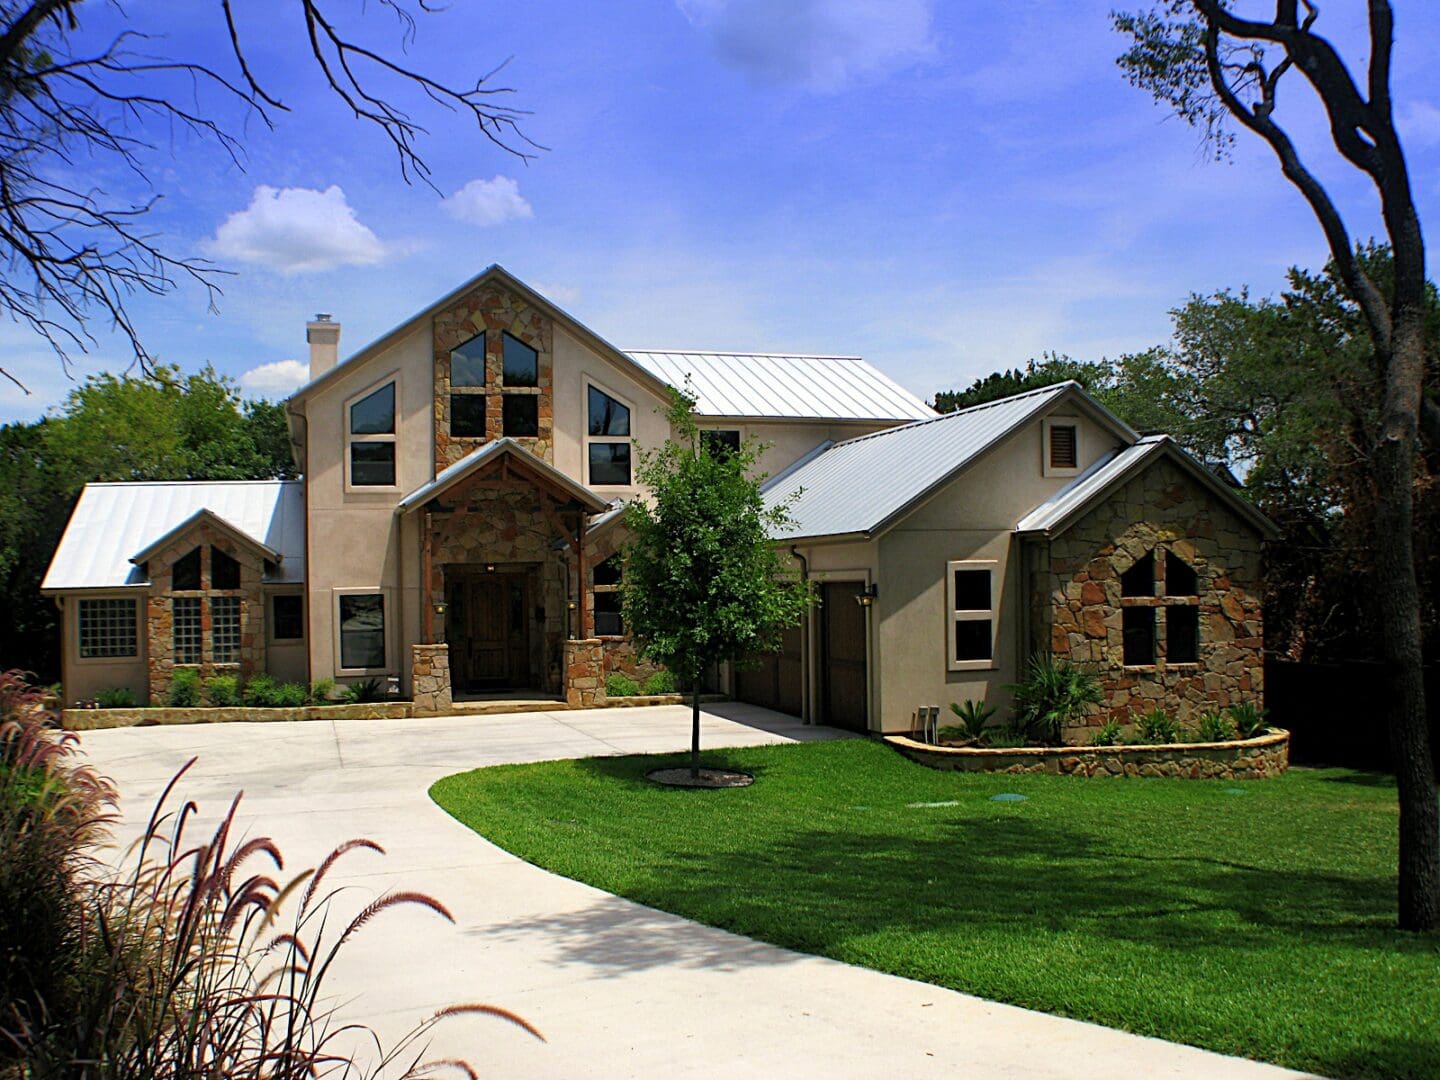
[442,176,534,227]
[239,358,310,397]
[676,0,934,91]
[529,281,581,306]
[1397,100,1440,147]
[209,186,386,274]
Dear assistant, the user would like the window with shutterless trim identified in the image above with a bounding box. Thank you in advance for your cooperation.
[338,593,386,670]
[586,382,633,485]
[347,380,397,487]
[77,598,138,658]
[946,560,997,670]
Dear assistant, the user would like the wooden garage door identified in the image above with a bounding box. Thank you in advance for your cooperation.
[820,581,868,732]
[735,623,803,717]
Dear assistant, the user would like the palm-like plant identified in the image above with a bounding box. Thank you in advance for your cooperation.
[1006,655,1103,745]
[948,699,996,739]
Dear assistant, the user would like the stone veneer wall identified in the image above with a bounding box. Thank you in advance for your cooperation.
[432,282,553,471]
[887,729,1289,779]
[429,488,569,693]
[411,643,452,715]
[564,638,604,707]
[1045,457,1265,735]
[146,525,267,703]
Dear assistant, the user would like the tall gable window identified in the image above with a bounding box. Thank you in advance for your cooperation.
[348,381,397,487]
[211,547,240,590]
[502,333,538,387]
[450,332,486,387]
[586,383,632,486]
[946,560,996,670]
[78,598,137,658]
[1118,545,1202,668]
[173,547,201,591]
[450,332,488,437]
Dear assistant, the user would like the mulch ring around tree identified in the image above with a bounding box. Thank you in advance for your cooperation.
[645,767,754,789]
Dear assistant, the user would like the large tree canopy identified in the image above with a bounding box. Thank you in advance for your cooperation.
[0,1,531,386]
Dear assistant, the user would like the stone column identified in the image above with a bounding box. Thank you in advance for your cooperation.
[412,643,452,716]
[564,638,605,708]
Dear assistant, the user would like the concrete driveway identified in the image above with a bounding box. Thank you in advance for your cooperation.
[77,704,1307,1079]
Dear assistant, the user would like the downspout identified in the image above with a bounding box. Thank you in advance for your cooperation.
[286,400,314,687]
[790,545,811,724]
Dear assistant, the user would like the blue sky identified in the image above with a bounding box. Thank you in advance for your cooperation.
[3,1,1438,421]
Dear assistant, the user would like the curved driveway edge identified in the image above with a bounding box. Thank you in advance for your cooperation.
[78,704,1312,1079]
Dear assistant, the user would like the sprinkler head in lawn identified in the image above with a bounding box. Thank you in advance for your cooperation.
[990,793,1028,802]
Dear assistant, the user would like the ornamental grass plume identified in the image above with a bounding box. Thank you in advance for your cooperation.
[0,670,541,1076]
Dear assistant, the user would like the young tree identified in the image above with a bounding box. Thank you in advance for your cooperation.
[0,1,533,388]
[622,392,813,779]
[1114,2,1437,929]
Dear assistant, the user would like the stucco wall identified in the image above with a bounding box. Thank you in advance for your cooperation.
[1046,455,1265,732]
[869,410,1122,734]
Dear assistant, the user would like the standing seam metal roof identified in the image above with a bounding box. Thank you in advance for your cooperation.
[624,351,936,421]
[41,480,304,591]
[762,382,1077,541]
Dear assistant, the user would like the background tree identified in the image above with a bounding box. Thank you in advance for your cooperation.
[1113,1,1436,929]
[622,392,813,779]
[0,366,294,682]
[0,1,532,387]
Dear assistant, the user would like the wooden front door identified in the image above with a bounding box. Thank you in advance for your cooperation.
[820,581,868,731]
[448,573,532,690]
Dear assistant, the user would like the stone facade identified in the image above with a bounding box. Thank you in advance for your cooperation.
[1042,457,1265,736]
[888,729,1289,779]
[564,638,605,707]
[428,487,570,693]
[411,643,452,715]
[432,281,553,471]
[144,524,267,702]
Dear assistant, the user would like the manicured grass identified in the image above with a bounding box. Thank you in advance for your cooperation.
[431,740,1439,1078]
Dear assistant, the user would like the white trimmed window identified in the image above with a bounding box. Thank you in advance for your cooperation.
[347,379,398,488]
[337,592,387,671]
[78,598,138,658]
[946,560,996,670]
[586,382,632,486]
[1042,417,1081,477]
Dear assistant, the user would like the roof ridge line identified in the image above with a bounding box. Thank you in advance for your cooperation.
[824,380,1076,451]
[625,349,865,360]
[84,478,298,488]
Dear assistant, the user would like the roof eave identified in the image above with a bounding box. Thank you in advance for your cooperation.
[129,508,283,567]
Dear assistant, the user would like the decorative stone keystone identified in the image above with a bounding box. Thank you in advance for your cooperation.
[564,638,605,708]
[412,643,452,716]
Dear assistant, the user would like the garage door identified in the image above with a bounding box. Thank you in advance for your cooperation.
[735,623,803,717]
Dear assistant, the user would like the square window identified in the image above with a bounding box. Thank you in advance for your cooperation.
[1168,605,1200,663]
[211,547,240,590]
[351,442,396,486]
[174,597,202,664]
[78,599,137,658]
[272,595,304,640]
[954,619,991,662]
[451,332,486,387]
[339,594,385,670]
[502,394,539,437]
[451,393,487,437]
[211,596,240,663]
[594,591,623,636]
[173,547,201,591]
[589,442,631,485]
[1122,606,1155,666]
[953,569,990,611]
[502,333,538,387]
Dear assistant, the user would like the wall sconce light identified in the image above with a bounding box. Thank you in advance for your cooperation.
[566,599,578,612]
[433,601,448,615]
[484,563,497,573]
[855,583,879,608]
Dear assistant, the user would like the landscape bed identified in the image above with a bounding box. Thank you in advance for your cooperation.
[432,738,1439,1080]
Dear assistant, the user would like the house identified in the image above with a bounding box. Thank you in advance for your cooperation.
[42,265,1275,737]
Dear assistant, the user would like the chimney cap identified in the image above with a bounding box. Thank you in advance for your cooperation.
[313,312,333,322]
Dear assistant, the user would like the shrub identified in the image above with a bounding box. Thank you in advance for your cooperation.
[948,698,997,739]
[1006,654,1103,745]
[1196,709,1236,742]
[242,675,310,708]
[167,668,202,707]
[342,677,385,704]
[1136,707,1179,744]
[308,677,336,704]
[1090,719,1125,746]
[605,672,642,697]
[203,674,241,707]
[1229,701,1268,739]
[240,672,277,707]
[984,728,1030,749]
[95,686,136,709]
[641,669,677,695]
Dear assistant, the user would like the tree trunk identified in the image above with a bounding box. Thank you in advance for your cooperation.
[690,671,702,779]
[1373,312,1439,931]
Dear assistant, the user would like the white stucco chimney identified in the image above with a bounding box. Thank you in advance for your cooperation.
[306,313,340,379]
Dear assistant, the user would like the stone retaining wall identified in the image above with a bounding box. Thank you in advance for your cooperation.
[886,728,1289,779]
[64,702,411,731]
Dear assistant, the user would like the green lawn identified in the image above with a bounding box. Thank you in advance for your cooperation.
[430,739,1439,1079]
